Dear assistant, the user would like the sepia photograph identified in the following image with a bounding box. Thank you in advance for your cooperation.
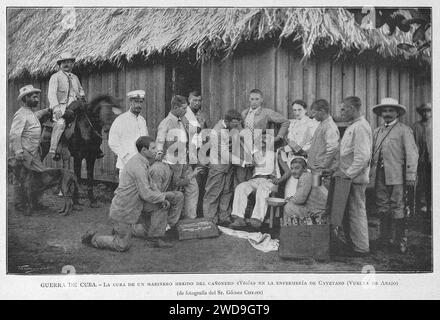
[5,4,433,278]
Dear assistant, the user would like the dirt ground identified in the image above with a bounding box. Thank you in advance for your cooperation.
[7,182,432,274]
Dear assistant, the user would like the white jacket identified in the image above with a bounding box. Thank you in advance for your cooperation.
[108,111,148,169]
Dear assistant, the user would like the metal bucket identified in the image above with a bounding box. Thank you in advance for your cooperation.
[312,172,322,187]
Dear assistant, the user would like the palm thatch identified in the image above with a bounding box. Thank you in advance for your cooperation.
[8,7,428,79]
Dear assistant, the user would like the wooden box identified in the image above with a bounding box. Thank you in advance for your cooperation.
[176,218,219,240]
[279,224,330,261]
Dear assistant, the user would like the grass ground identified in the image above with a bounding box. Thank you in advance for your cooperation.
[7,183,432,274]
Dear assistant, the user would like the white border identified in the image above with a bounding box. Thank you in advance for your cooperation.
[1,0,439,300]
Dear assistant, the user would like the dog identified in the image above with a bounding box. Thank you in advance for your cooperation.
[8,157,80,216]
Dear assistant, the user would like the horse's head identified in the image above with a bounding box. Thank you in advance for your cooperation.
[88,94,123,132]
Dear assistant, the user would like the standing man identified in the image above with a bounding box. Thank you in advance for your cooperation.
[47,52,90,160]
[371,98,418,254]
[307,99,340,176]
[9,85,51,211]
[184,90,209,217]
[184,90,209,132]
[203,109,243,225]
[156,95,200,219]
[323,96,372,257]
[241,88,289,145]
[238,88,290,183]
[412,102,432,217]
[82,136,183,251]
[108,90,149,180]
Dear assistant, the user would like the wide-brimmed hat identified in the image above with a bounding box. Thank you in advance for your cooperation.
[372,97,407,116]
[17,85,41,101]
[57,52,76,64]
[416,102,432,115]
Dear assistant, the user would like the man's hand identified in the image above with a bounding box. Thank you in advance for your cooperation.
[288,139,300,151]
[406,180,416,188]
[321,169,334,177]
[162,200,170,210]
[54,109,63,120]
[333,169,350,180]
[155,152,163,161]
[15,152,24,162]
[193,166,204,176]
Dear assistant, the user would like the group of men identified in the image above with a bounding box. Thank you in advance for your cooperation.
[9,52,431,257]
[83,85,427,257]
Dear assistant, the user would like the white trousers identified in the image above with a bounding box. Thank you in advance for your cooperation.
[231,178,276,221]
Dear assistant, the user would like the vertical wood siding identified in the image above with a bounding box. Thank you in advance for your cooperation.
[201,46,431,133]
[7,47,431,182]
[7,63,166,183]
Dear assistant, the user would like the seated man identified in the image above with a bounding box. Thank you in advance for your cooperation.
[283,158,328,225]
[81,136,184,251]
[229,132,291,230]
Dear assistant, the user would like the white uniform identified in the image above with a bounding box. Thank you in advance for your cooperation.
[108,111,148,171]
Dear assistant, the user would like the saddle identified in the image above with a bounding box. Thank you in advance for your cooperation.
[42,107,77,139]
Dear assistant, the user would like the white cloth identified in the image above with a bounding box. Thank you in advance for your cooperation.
[284,176,299,198]
[218,226,279,252]
[253,150,280,178]
[185,107,203,148]
[287,117,319,152]
[184,107,201,128]
[108,111,148,169]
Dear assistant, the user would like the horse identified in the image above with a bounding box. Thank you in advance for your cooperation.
[40,94,121,207]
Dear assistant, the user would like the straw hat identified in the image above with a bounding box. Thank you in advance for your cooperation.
[372,97,407,116]
[17,85,41,101]
[57,52,76,64]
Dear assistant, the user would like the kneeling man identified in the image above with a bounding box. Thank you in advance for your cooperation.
[82,136,183,251]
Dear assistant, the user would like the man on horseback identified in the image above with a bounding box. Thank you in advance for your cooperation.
[48,52,103,160]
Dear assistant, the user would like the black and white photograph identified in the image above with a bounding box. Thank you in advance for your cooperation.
[2,1,437,299]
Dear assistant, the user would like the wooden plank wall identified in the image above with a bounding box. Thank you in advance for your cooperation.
[7,63,166,183]
[201,46,432,133]
[7,48,431,183]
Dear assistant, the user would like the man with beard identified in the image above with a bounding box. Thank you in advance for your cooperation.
[371,98,418,254]
[47,52,94,160]
[9,85,51,210]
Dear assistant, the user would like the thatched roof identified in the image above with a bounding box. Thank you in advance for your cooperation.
[8,7,428,79]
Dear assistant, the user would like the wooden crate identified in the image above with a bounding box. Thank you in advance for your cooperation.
[176,218,219,241]
[279,224,330,261]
